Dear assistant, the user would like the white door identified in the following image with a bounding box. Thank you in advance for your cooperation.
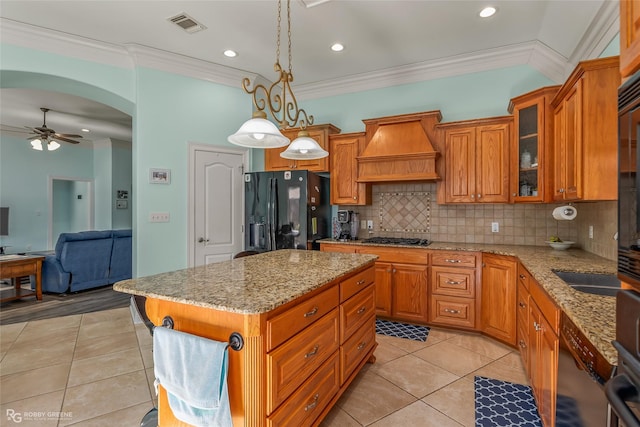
[189,145,246,266]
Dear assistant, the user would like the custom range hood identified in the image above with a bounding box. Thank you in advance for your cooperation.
[357,111,442,182]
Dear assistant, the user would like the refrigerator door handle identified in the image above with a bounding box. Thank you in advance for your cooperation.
[266,178,272,251]
[266,178,277,251]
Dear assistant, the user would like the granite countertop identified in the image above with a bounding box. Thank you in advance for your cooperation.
[320,239,618,365]
[113,249,377,315]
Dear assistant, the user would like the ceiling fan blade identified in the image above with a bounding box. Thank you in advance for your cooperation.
[54,132,83,139]
[35,126,50,133]
[55,136,81,144]
[0,125,32,134]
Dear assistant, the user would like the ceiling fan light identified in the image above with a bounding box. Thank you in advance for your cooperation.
[48,140,61,151]
[280,131,328,160]
[30,139,43,151]
[228,113,290,148]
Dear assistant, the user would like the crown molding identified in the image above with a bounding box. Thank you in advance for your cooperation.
[528,41,568,84]
[568,0,620,67]
[124,44,254,88]
[295,41,565,100]
[0,18,134,69]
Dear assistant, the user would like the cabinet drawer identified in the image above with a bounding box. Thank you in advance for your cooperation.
[357,246,429,264]
[267,286,339,351]
[517,263,531,290]
[429,295,475,328]
[340,284,375,342]
[340,314,376,385]
[340,266,375,302]
[516,281,530,331]
[430,266,475,297]
[267,309,339,412]
[431,251,478,268]
[517,321,529,372]
[267,353,340,427]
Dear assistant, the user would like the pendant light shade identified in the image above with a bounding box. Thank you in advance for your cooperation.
[228,111,290,148]
[280,131,328,160]
[48,140,61,151]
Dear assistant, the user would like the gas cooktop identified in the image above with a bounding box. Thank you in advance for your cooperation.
[361,237,431,247]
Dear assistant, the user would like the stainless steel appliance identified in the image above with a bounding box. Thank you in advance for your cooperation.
[556,312,614,427]
[618,70,640,287]
[605,290,640,427]
[336,210,360,241]
[244,170,331,251]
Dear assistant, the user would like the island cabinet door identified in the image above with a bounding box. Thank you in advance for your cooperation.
[374,262,393,317]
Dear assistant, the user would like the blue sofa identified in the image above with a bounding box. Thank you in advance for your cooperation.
[39,229,132,293]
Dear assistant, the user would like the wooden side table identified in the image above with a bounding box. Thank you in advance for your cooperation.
[0,255,44,303]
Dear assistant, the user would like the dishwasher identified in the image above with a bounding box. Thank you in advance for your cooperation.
[556,312,615,426]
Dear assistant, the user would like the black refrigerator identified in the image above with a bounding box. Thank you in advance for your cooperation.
[244,170,331,251]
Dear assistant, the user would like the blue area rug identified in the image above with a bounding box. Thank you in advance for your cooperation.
[375,319,430,342]
[474,376,542,427]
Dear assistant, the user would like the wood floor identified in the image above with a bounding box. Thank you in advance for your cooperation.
[0,284,131,325]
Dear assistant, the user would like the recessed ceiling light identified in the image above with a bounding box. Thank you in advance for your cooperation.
[479,6,496,18]
[81,128,90,133]
[223,50,237,58]
[331,43,344,52]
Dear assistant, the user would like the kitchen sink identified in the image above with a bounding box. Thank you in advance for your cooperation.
[552,271,621,297]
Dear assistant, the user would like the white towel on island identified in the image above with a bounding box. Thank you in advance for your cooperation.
[153,327,232,427]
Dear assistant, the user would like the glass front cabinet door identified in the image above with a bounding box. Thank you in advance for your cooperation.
[508,86,560,203]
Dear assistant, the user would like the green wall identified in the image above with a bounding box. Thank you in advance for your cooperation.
[1,39,617,276]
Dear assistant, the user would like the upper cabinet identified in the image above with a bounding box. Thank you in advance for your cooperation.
[329,132,371,205]
[551,56,620,201]
[264,124,340,172]
[437,116,512,204]
[621,0,640,79]
[508,86,560,203]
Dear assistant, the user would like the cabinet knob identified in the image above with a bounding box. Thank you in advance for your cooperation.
[392,269,397,273]
[533,321,542,332]
[519,340,527,349]
[471,194,475,199]
[559,188,564,193]
[477,194,482,198]
[444,308,460,314]
[519,302,526,308]
[513,192,517,197]
[353,196,357,200]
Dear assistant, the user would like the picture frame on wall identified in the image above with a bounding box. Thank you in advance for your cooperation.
[149,168,171,184]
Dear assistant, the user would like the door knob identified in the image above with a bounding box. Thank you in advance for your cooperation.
[198,237,210,243]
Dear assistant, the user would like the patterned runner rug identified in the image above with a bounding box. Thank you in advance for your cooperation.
[474,376,542,427]
[375,318,430,342]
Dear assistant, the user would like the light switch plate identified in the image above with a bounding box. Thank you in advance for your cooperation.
[149,212,170,223]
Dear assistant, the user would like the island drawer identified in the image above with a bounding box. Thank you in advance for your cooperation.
[267,308,339,412]
[267,286,339,351]
[340,266,375,302]
[357,246,430,264]
[517,263,531,290]
[430,266,476,297]
[429,295,475,328]
[340,284,375,342]
[267,352,340,427]
[516,281,530,331]
[431,251,478,268]
[340,314,376,385]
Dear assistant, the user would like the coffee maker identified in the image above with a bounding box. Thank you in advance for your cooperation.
[337,210,359,241]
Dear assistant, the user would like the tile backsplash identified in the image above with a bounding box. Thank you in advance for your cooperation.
[339,182,617,261]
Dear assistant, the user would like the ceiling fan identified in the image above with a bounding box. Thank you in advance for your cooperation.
[25,107,83,151]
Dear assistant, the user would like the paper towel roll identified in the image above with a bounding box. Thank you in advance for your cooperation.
[552,205,577,220]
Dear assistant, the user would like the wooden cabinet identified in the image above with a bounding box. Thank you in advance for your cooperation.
[551,56,620,201]
[437,116,512,203]
[323,244,429,324]
[514,264,559,427]
[508,86,560,203]
[429,251,480,329]
[264,124,340,172]
[329,132,371,205]
[147,261,376,427]
[480,254,517,346]
[621,0,640,78]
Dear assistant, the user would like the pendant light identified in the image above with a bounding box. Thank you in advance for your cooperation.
[228,0,327,159]
[281,131,328,159]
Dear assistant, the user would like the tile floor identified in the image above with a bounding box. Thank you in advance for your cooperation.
[0,307,528,426]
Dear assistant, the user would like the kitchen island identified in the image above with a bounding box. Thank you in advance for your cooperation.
[114,249,378,427]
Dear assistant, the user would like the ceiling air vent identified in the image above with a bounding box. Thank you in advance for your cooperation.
[168,13,207,34]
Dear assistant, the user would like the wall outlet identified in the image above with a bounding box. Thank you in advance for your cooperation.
[367,220,373,230]
[491,222,499,233]
[149,212,170,223]
[589,225,594,239]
